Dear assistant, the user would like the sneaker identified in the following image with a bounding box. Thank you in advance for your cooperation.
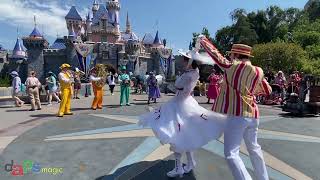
[167,167,184,178]
[29,109,35,111]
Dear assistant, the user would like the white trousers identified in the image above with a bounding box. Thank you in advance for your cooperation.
[224,116,269,180]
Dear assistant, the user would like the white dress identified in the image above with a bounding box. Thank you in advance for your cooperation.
[139,69,226,153]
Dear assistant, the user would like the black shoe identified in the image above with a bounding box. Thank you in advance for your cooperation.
[76,97,80,99]
[29,109,35,111]
[37,108,42,110]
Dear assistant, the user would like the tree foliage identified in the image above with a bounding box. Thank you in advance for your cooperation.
[252,42,307,74]
[191,1,320,75]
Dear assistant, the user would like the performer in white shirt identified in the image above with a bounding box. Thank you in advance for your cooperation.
[139,50,226,178]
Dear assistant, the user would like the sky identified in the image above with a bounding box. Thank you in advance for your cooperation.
[0,0,308,53]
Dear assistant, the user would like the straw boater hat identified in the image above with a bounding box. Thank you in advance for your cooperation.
[228,44,254,57]
[60,63,71,69]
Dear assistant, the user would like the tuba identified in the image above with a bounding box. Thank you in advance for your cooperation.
[94,64,108,88]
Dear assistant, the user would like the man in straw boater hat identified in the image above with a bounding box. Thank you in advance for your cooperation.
[57,63,74,117]
[197,35,272,180]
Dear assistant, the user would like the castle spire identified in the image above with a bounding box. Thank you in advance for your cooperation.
[126,11,131,34]
[12,37,26,59]
[34,14,37,27]
[153,30,162,45]
[92,0,99,16]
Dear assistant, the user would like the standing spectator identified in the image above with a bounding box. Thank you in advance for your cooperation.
[274,71,287,99]
[25,71,42,111]
[73,68,84,99]
[144,72,150,94]
[264,69,274,83]
[46,71,61,106]
[207,69,223,104]
[10,71,24,107]
[107,71,116,95]
[147,72,161,104]
[44,82,50,102]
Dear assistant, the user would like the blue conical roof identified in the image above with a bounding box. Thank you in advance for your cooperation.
[30,27,42,37]
[65,6,82,20]
[50,38,66,49]
[12,38,26,59]
[153,31,162,45]
[142,33,154,45]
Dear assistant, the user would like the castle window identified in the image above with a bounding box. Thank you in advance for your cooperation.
[101,36,107,42]
[102,20,106,30]
[102,51,109,59]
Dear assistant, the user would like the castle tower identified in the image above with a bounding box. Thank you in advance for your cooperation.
[22,16,48,81]
[107,0,121,39]
[153,30,163,47]
[12,38,26,60]
[65,6,83,37]
[92,0,99,17]
[86,12,92,40]
[126,12,131,34]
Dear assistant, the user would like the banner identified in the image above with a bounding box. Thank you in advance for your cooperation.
[74,44,94,57]
[160,56,169,76]
[75,43,94,77]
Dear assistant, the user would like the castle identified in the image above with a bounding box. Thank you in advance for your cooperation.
[5,0,174,82]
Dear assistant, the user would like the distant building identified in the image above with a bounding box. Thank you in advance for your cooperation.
[7,0,174,82]
[0,45,9,74]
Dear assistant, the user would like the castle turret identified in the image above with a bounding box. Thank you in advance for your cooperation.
[22,16,48,81]
[92,0,99,17]
[65,6,83,37]
[12,38,26,60]
[153,30,164,48]
[86,12,92,39]
[107,0,121,39]
[126,12,131,34]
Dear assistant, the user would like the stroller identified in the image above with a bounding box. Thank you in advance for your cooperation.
[260,84,284,105]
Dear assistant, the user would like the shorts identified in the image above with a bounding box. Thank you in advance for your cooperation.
[74,83,81,90]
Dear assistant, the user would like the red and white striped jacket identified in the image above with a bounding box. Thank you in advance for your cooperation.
[200,37,272,119]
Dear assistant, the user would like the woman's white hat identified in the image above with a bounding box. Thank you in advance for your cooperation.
[178,49,214,65]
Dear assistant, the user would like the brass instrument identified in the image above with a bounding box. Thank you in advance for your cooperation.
[94,64,108,88]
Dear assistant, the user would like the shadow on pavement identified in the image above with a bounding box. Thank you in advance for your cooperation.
[30,114,57,118]
[96,160,196,180]
[279,112,319,118]
[5,109,32,112]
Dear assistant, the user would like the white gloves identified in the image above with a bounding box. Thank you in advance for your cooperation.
[195,35,205,51]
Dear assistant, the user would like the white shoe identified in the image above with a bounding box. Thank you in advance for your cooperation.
[183,164,195,174]
[166,167,184,178]
[47,103,52,106]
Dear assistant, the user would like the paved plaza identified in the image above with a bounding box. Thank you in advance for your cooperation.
[0,87,319,180]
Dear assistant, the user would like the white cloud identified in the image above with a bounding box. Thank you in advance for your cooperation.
[0,0,86,39]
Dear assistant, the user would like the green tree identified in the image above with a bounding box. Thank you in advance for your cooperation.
[305,0,320,21]
[215,26,234,53]
[252,42,307,74]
